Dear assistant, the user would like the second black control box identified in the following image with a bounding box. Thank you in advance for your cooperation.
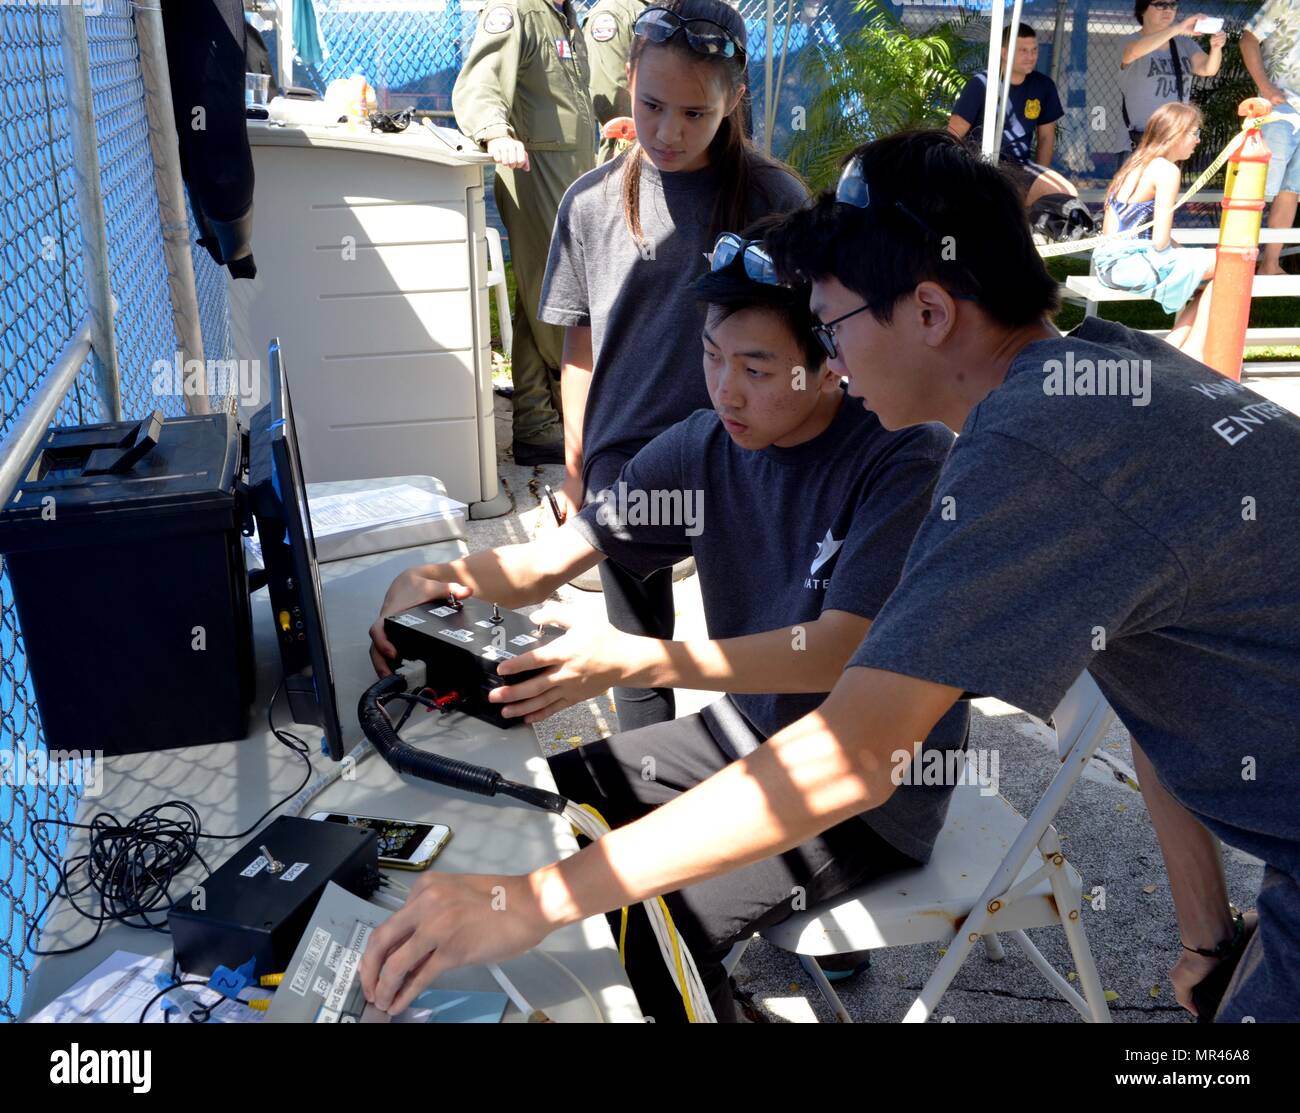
[383,596,565,728]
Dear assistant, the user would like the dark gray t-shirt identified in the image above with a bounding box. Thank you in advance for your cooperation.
[538,153,809,494]
[573,389,970,861]
[1119,33,1206,130]
[850,317,1300,877]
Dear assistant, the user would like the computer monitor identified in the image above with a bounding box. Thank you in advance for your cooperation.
[249,339,344,760]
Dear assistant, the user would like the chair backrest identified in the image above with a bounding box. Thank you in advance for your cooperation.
[979,672,1116,901]
[1049,671,1115,763]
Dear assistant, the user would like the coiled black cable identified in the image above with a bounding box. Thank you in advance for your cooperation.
[26,681,315,958]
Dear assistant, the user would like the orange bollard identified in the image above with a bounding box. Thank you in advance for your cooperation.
[1202,98,1274,381]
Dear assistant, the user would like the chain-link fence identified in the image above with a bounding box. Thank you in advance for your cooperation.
[280,1,1260,202]
[893,1,1263,191]
[0,0,237,1021]
[275,0,872,115]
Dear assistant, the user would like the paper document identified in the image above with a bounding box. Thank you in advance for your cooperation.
[306,483,465,539]
[247,483,465,561]
[28,951,264,1024]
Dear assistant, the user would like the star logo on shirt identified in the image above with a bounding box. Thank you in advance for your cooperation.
[810,530,844,576]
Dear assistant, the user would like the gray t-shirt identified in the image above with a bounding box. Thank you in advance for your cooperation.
[850,317,1300,879]
[1119,33,1206,130]
[538,153,809,494]
[573,389,969,862]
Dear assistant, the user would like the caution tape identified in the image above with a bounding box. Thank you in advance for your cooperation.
[1036,112,1280,259]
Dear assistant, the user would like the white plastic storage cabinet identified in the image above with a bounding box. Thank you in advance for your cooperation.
[228,122,506,516]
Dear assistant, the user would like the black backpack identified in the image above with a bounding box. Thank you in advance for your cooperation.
[1028,193,1098,244]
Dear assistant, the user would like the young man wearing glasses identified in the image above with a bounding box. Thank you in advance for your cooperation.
[365,232,967,1022]
[761,132,1298,1024]
[1120,2,1227,149]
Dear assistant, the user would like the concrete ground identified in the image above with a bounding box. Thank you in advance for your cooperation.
[465,372,1298,1023]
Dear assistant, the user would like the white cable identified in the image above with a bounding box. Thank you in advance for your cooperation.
[487,963,536,1019]
[563,802,716,1022]
[530,948,604,1023]
[282,736,374,817]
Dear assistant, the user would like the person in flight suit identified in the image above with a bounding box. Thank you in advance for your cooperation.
[453,1,598,465]
[582,0,650,164]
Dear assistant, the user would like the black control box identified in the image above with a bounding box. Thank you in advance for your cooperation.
[383,596,565,728]
[168,816,379,978]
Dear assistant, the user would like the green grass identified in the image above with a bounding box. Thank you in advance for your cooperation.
[489,258,517,351]
[1046,256,1299,361]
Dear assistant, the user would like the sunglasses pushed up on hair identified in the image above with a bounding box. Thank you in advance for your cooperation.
[707,232,783,285]
[833,157,982,287]
[633,7,746,60]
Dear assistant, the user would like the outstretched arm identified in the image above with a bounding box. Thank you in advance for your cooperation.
[360,665,962,1014]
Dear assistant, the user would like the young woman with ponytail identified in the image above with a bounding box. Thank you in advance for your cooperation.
[538,0,807,732]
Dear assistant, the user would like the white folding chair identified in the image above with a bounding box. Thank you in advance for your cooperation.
[727,672,1117,1022]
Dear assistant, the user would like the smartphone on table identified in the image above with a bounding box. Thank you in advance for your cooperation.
[309,810,451,870]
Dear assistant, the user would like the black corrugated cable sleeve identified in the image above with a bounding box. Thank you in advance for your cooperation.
[358,673,569,814]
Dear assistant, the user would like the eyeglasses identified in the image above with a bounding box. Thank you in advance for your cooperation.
[633,7,746,60]
[707,232,782,285]
[812,303,873,361]
[1150,2,1178,10]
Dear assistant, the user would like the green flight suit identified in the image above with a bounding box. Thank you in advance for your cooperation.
[582,0,649,164]
[453,0,597,446]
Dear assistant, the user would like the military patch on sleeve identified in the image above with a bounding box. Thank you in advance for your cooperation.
[589,12,618,42]
[483,5,514,33]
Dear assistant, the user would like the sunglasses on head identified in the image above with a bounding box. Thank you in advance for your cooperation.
[634,7,746,60]
[816,156,981,358]
[707,232,782,285]
[835,155,947,239]
[835,155,983,291]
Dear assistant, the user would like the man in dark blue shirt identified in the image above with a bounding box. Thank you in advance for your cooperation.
[948,22,1076,207]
